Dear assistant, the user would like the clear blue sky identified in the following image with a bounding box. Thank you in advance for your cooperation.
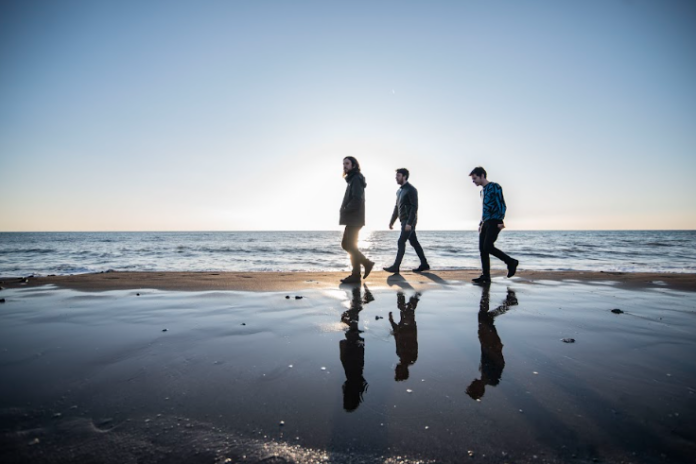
[1,0,695,231]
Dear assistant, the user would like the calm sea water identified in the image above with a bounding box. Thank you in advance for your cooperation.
[0,230,694,277]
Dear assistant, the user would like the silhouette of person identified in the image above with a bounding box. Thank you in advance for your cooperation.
[340,284,374,411]
[466,284,518,400]
[389,292,420,381]
[339,157,375,284]
[469,166,519,284]
[383,168,430,274]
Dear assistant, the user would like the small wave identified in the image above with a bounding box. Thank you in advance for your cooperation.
[0,248,57,254]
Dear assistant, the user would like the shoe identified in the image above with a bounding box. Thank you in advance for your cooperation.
[383,265,400,274]
[363,260,375,279]
[507,259,519,278]
[472,275,490,284]
[412,263,430,273]
[341,274,361,284]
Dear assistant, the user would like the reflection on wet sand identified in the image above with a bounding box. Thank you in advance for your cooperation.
[389,292,420,381]
[339,284,374,412]
[467,284,518,400]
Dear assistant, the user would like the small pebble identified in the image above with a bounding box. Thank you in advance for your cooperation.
[285,295,290,299]
[0,298,5,303]
[162,329,168,332]
[241,323,246,326]
[375,315,383,320]
[28,438,40,445]
[295,296,303,300]
[611,308,624,314]
[562,338,575,343]
[136,293,140,296]
[279,420,285,426]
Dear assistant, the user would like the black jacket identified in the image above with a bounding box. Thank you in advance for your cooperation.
[390,182,418,227]
[340,170,366,227]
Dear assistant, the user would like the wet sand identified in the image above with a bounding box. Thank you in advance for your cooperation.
[1,275,695,463]
[2,269,696,292]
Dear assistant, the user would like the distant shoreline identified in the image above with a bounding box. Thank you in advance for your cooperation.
[3,270,695,293]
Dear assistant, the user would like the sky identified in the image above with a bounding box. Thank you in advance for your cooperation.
[1,0,695,231]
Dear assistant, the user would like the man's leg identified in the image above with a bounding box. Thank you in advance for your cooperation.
[408,228,429,270]
[478,225,492,277]
[485,221,513,266]
[393,225,410,269]
[341,226,366,276]
[480,221,517,277]
[384,225,410,273]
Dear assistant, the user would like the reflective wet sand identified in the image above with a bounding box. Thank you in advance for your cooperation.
[1,281,694,463]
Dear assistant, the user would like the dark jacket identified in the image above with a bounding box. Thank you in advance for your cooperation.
[340,170,366,227]
[390,182,418,227]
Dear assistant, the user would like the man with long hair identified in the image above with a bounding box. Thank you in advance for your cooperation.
[339,157,375,283]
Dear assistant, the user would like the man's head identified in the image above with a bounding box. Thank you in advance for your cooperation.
[395,168,409,185]
[343,157,361,176]
[469,166,487,187]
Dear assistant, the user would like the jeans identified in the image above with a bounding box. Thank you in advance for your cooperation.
[479,219,513,276]
[342,226,368,275]
[393,224,428,269]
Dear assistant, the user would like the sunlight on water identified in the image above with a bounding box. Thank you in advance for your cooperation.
[358,229,376,250]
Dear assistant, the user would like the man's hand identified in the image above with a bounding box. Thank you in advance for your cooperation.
[498,222,505,230]
[404,224,412,232]
[478,225,482,234]
[389,223,394,230]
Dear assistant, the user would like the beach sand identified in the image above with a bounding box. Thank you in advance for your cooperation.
[1,272,695,463]
[3,269,696,292]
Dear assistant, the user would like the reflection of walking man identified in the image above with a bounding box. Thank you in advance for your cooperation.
[340,285,374,412]
[469,166,519,285]
[466,284,518,400]
[339,157,375,284]
[389,292,420,381]
[383,168,430,274]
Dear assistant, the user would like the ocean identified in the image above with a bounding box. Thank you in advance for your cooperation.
[0,230,694,277]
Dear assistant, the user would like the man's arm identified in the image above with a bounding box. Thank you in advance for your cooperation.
[389,201,398,229]
[406,186,418,226]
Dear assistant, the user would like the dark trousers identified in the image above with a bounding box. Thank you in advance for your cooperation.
[394,224,428,269]
[479,220,513,276]
[342,226,368,275]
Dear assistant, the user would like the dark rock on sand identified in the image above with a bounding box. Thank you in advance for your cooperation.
[562,338,576,343]
[295,296,303,300]
[611,308,624,314]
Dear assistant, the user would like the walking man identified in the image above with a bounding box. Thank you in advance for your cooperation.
[383,168,430,274]
[340,157,375,284]
[469,166,518,284]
